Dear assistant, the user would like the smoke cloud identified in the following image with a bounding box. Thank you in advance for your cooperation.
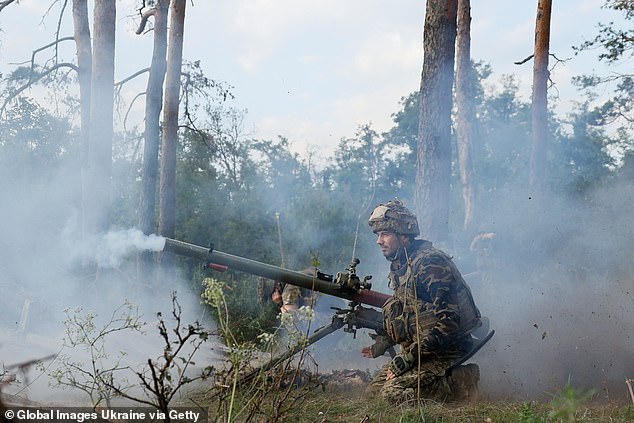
[69,229,166,269]
[0,162,219,404]
[460,179,634,402]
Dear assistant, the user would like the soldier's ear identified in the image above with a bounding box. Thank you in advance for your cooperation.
[398,234,412,246]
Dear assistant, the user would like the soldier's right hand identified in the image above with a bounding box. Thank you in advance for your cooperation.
[361,346,374,358]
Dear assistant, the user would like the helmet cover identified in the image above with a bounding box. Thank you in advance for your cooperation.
[368,199,419,236]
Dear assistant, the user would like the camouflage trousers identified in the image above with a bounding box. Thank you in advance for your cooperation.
[365,359,480,405]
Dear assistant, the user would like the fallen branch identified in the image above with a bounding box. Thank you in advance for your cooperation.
[626,379,634,405]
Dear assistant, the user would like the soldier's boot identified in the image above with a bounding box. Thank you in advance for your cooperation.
[447,363,480,402]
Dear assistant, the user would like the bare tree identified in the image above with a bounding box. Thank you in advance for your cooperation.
[415,0,458,244]
[159,0,186,244]
[138,0,169,272]
[529,0,552,197]
[455,0,477,232]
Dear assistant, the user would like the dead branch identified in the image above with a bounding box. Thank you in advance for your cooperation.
[0,0,18,13]
[514,54,534,65]
[25,36,75,72]
[136,8,156,35]
[101,294,211,412]
[123,91,147,133]
[115,67,150,89]
[515,52,570,66]
[113,67,150,115]
[1,62,78,117]
[53,0,70,62]
[626,379,634,404]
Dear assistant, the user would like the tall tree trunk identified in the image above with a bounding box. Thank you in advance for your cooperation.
[84,0,115,236]
[72,0,92,238]
[159,0,186,259]
[529,0,552,197]
[455,0,476,232]
[138,0,169,272]
[415,0,457,244]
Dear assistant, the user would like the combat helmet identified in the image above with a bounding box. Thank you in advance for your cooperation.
[368,199,419,237]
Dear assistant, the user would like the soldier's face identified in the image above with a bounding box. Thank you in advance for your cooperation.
[375,231,401,258]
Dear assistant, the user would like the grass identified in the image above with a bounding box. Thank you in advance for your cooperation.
[282,392,633,423]
[197,386,634,423]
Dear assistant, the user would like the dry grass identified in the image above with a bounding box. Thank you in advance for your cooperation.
[284,392,634,423]
[194,389,634,423]
[198,386,634,423]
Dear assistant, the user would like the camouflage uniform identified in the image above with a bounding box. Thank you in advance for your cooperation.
[366,200,482,404]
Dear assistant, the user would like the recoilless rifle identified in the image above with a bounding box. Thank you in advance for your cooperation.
[161,238,494,380]
[162,238,391,376]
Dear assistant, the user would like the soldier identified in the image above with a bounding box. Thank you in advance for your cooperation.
[362,199,482,404]
[257,267,318,313]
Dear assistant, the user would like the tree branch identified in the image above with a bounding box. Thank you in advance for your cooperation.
[115,67,150,88]
[0,0,18,13]
[1,62,79,117]
[514,54,534,65]
[136,8,156,35]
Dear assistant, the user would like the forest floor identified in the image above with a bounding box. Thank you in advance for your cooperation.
[199,384,634,422]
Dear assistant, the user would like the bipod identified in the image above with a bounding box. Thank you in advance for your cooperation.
[239,310,348,384]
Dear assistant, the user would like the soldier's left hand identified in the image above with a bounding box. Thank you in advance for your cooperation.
[271,289,282,305]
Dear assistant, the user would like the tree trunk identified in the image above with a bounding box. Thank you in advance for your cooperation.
[72,0,92,238]
[84,0,115,235]
[529,0,552,197]
[159,0,186,249]
[138,0,169,272]
[415,0,457,244]
[455,0,476,232]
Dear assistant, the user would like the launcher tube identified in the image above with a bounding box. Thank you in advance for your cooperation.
[162,238,389,308]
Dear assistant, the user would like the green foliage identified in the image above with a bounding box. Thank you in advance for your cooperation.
[574,0,634,63]
[573,1,634,136]
[0,97,80,181]
[548,103,614,196]
[201,277,322,423]
[548,381,597,423]
[0,45,627,352]
[518,402,548,423]
[613,405,634,420]
[202,274,279,344]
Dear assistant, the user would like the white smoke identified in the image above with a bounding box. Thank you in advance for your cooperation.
[65,229,166,269]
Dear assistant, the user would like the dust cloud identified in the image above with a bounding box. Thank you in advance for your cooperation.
[462,181,634,402]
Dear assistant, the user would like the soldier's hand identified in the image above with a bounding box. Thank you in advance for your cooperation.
[363,333,393,358]
[271,289,282,305]
[361,346,374,358]
[389,351,414,377]
[386,367,396,381]
[280,303,298,313]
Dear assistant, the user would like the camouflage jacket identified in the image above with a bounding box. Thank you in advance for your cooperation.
[383,239,481,357]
